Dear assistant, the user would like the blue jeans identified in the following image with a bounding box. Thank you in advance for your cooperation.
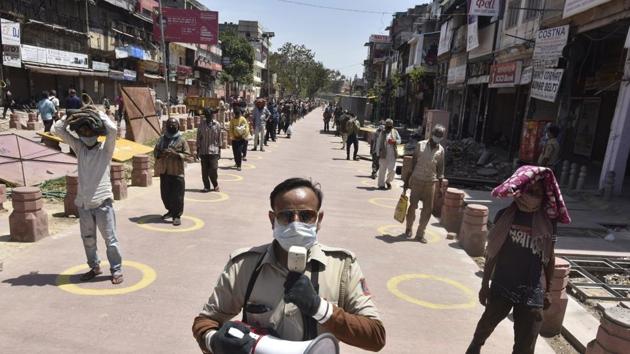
[78,199,122,274]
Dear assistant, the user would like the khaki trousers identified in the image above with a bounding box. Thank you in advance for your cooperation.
[406,179,436,235]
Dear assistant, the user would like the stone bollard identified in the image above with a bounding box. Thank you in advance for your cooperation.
[131,155,152,187]
[0,184,6,210]
[179,117,187,132]
[432,179,449,217]
[110,162,127,200]
[179,105,186,114]
[541,257,571,337]
[585,306,630,354]
[221,130,228,149]
[401,156,413,183]
[170,106,177,115]
[9,187,49,242]
[459,204,489,257]
[27,113,42,130]
[603,171,615,201]
[560,160,570,187]
[187,139,197,161]
[568,163,578,190]
[64,174,79,217]
[186,116,194,130]
[440,188,466,234]
[9,113,22,129]
[194,116,201,128]
[576,166,588,191]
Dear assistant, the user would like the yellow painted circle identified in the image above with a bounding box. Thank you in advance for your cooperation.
[368,197,398,209]
[241,163,256,170]
[387,274,476,309]
[361,180,375,186]
[56,260,156,296]
[377,224,441,244]
[185,192,229,203]
[245,155,263,160]
[135,215,204,233]
[218,173,244,182]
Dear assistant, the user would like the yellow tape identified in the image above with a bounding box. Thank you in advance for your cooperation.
[56,260,156,296]
[185,192,229,203]
[387,274,476,309]
[135,215,204,233]
[218,173,244,182]
[368,197,398,209]
[377,224,441,244]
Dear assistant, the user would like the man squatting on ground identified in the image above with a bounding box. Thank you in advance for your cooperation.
[192,178,386,353]
[52,106,123,284]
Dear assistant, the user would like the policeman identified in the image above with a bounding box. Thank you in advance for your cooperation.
[192,178,386,353]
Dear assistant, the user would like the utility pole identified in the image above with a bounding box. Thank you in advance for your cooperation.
[0,18,5,111]
[158,0,171,119]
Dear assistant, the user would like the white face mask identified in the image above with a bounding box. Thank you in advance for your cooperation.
[80,136,98,146]
[273,220,318,251]
[432,136,443,144]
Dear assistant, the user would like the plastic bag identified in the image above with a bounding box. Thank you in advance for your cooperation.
[394,193,408,223]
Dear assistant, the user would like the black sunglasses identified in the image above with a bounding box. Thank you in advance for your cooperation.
[274,209,319,225]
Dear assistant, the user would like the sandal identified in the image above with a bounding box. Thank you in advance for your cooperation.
[111,272,124,285]
[80,266,102,281]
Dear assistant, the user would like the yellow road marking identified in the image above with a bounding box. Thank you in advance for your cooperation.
[387,274,476,309]
[57,260,156,296]
[135,215,204,233]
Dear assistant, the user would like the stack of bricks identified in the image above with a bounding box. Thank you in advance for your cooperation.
[9,113,22,129]
[131,155,152,187]
[27,112,42,130]
[586,306,630,354]
[9,187,49,242]
[110,162,128,200]
[440,188,465,235]
[459,204,489,257]
[0,184,6,210]
[64,174,79,217]
[541,257,571,337]
[432,179,449,217]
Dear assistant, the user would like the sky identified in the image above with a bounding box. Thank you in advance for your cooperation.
[201,0,426,78]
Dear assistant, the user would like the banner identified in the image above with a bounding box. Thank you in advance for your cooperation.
[531,69,564,102]
[92,61,110,72]
[489,61,522,87]
[421,32,439,72]
[520,66,533,85]
[532,25,569,69]
[467,16,479,52]
[563,0,611,18]
[2,18,21,68]
[154,8,218,45]
[437,21,453,56]
[469,0,500,17]
[123,69,137,81]
[447,64,467,86]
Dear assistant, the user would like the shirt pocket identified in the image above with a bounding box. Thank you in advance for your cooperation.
[244,302,275,330]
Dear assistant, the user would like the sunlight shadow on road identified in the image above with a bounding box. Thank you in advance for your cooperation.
[129,215,170,225]
[2,271,109,287]
[375,234,416,244]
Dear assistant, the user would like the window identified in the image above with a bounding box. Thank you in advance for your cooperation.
[505,0,520,29]
[525,0,541,20]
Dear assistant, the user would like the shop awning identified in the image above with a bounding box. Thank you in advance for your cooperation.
[24,64,103,77]
[143,73,164,80]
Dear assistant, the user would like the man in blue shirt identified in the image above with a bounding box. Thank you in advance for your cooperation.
[37,91,56,133]
[65,89,82,109]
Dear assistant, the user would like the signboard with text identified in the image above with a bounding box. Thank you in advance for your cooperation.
[467,16,479,52]
[563,0,611,18]
[469,0,500,17]
[153,9,218,45]
[438,21,453,56]
[532,25,569,69]
[2,18,21,68]
[531,69,564,102]
[489,61,522,87]
[369,34,390,43]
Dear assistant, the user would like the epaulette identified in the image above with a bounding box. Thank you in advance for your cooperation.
[320,245,356,261]
[229,244,268,262]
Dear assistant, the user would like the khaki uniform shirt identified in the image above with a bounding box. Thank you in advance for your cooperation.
[411,140,445,182]
[199,243,380,341]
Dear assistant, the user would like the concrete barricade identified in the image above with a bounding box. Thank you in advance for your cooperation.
[64,174,79,217]
[459,204,488,257]
[440,188,465,235]
[586,306,630,354]
[541,257,571,337]
[131,155,152,187]
[432,179,449,217]
[9,187,49,242]
[27,113,43,130]
[110,162,127,200]
[9,113,22,129]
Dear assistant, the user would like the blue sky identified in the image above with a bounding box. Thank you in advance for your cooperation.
[201,0,425,78]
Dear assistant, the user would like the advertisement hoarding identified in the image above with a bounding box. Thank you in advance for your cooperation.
[154,9,218,45]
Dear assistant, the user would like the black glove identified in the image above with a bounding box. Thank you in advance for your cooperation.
[209,321,255,354]
[284,271,320,317]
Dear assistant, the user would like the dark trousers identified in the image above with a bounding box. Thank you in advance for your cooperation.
[159,174,185,218]
[200,154,219,189]
[371,153,380,176]
[324,120,330,132]
[242,139,248,157]
[346,134,359,159]
[467,295,543,354]
[265,122,276,143]
[43,120,53,133]
[231,139,245,167]
[2,104,15,118]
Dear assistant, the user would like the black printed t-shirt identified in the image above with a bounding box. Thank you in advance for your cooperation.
[491,209,545,308]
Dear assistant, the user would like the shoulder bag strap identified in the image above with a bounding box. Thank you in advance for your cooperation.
[241,251,267,323]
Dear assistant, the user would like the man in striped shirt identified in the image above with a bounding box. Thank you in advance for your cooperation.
[197,108,222,192]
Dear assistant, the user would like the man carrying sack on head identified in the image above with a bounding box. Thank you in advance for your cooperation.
[52,105,123,284]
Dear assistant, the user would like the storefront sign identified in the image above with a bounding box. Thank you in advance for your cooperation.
[532,25,569,69]
[2,18,21,68]
[489,61,522,87]
[563,0,611,18]
[467,16,479,52]
[438,21,454,56]
[531,69,564,102]
[469,0,500,17]
[520,66,533,85]
[21,44,88,68]
[21,44,47,64]
[123,69,137,81]
[185,78,193,86]
[115,47,128,59]
[369,34,390,43]
[447,64,467,86]
[92,61,110,71]
[177,65,193,75]
[3,44,21,68]
[153,8,219,45]
[109,70,124,80]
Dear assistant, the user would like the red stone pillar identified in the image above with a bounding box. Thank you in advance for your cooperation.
[64,174,79,217]
[9,113,22,129]
[9,187,49,242]
[0,183,6,210]
[440,188,465,234]
[194,116,201,128]
[541,258,571,337]
[179,117,187,132]
[432,178,449,217]
[27,113,43,130]
[186,116,194,130]
[187,139,197,161]
[131,155,152,187]
[586,306,630,354]
[110,162,127,200]
[459,204,489,256]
